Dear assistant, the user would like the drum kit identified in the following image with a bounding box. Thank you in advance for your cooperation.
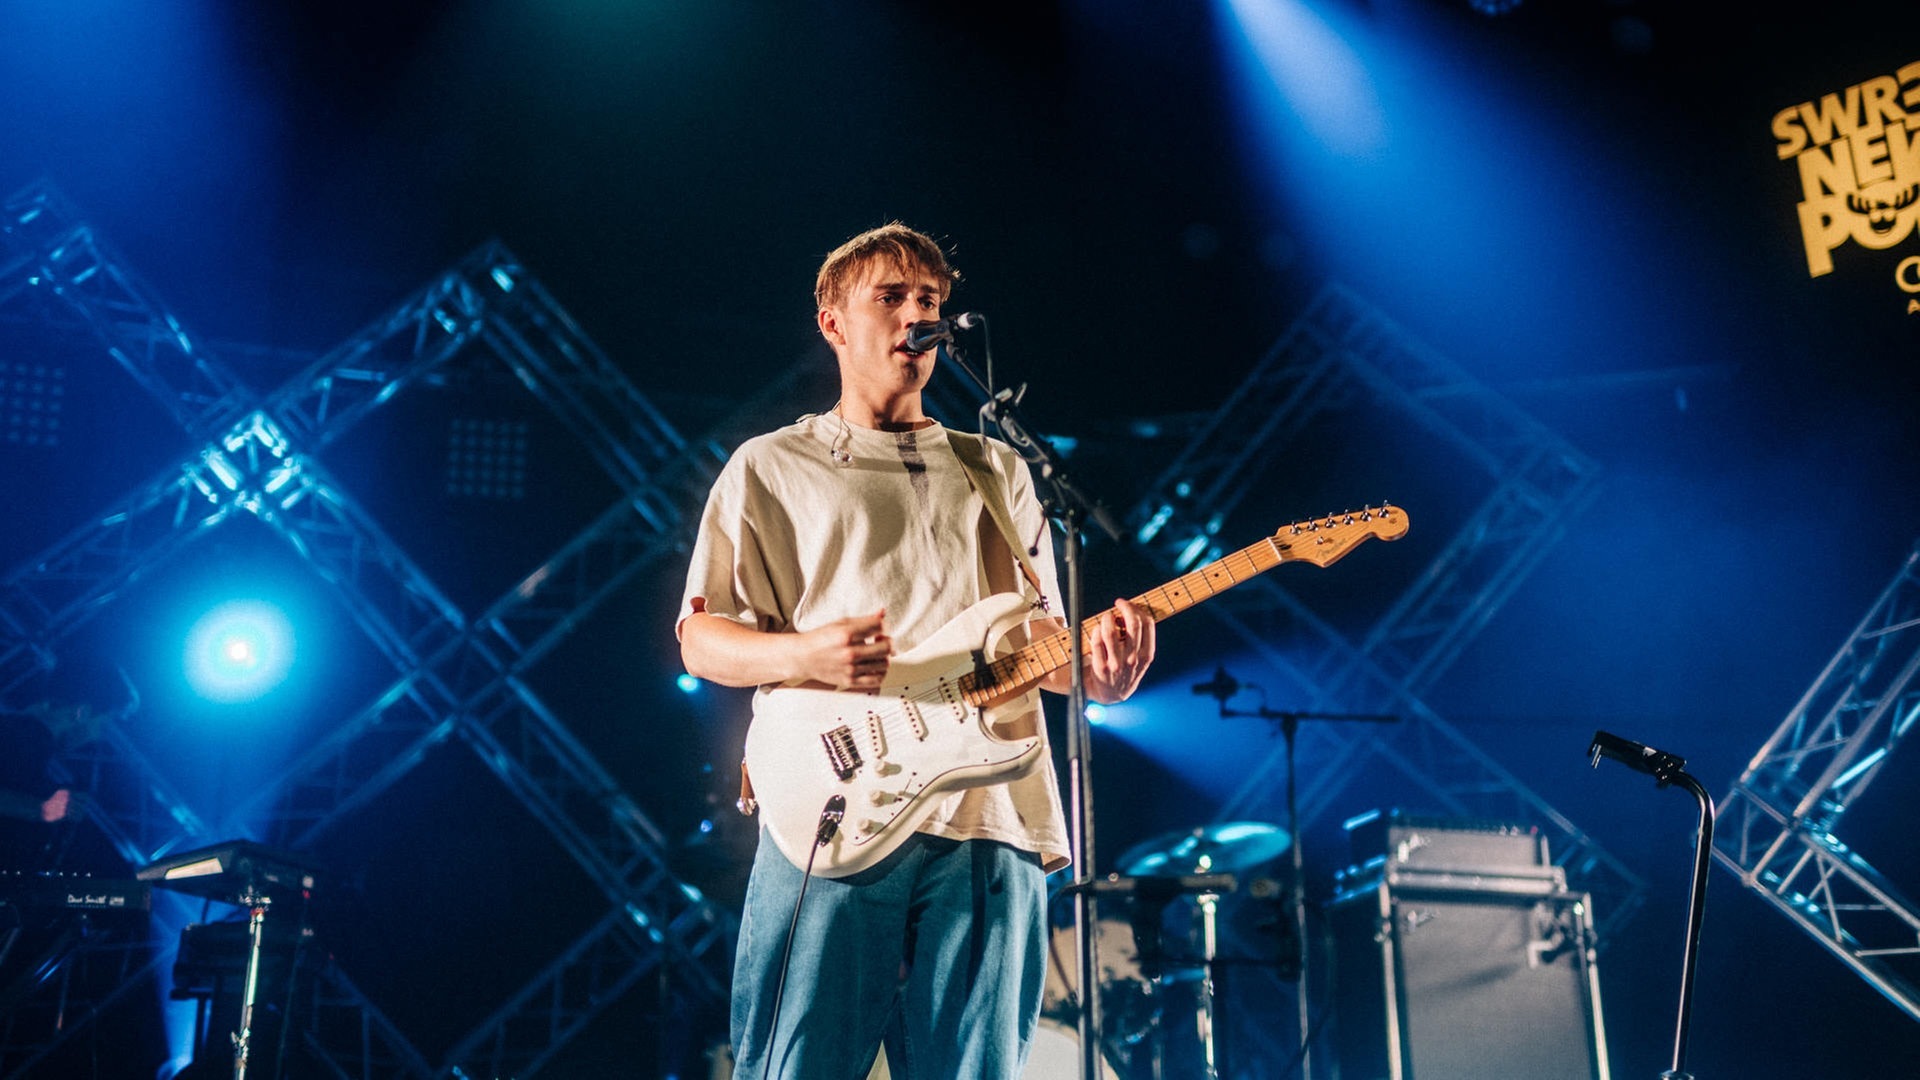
[1035,821,1292,1080]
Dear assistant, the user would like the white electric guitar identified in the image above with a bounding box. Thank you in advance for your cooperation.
[742,505,1409,876]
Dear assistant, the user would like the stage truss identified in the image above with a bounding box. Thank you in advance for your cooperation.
[1125,284,1644,927]
[1112,285,1648,1069]
[2,182,1659,1076]
[1715,540,1920,1021]
[0,181,732,1079]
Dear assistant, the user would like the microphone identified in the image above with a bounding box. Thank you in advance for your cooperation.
[901,311,984,353]
[1191,666,1241,702]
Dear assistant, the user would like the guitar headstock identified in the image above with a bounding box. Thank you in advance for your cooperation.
[1269,505,1409,567]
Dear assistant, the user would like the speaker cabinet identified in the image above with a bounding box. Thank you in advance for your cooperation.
[1329,875,1610,1080]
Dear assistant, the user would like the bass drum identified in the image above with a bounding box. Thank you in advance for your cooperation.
[1023,1019,1120,1080]
[1042,916,1159,1053]
[1041,917,1142,1016]
[863,1020,1118,1080]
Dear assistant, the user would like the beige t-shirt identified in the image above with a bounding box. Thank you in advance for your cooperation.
[679,412,1070,871]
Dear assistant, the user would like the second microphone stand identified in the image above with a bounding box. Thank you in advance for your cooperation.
[1589,729,1715,1080]
[1199,669,1398,1080]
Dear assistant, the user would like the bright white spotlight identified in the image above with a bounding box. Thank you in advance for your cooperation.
[1085,703,1109,726]
[184,600,295,703]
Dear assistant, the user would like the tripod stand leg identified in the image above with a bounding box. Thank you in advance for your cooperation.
[232,896,268,1080]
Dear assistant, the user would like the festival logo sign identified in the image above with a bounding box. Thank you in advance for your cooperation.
[1772,60,1920,310]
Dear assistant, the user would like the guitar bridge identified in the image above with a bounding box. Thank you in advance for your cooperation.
[822,725,862,781]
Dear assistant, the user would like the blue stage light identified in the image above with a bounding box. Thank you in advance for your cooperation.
[1220,0,1386,159]
[1086,703,1109,726]
[676,673,701,694]
[183,600,295,703]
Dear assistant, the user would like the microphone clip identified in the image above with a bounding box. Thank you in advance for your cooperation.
[1588,730,1688,787]
[1192,666,1241,703]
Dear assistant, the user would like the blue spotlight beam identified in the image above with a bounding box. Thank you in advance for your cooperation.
[182,599,296,703]
[1716,540,1920,1021]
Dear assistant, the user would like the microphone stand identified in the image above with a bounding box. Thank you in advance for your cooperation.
[1588,730,1714,1080]
[1201,670,1398,1080]
[940,330,1122,1080]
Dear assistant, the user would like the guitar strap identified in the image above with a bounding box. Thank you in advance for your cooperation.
[947,430,1050,610]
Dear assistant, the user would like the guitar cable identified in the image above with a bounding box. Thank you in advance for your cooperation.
[760,794,846,1080]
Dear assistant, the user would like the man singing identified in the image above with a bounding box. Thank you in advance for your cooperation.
[679,222,1155,1077]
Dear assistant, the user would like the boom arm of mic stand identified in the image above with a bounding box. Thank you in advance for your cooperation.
[941,340,1122,541]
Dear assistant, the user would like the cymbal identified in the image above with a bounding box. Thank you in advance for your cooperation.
[1117,821,1292,876]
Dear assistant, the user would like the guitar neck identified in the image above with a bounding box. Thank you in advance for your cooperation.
[961,536,1284,706]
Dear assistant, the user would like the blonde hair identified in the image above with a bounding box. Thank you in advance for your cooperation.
[813,222,958,311]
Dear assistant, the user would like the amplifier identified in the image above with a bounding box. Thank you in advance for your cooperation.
[1329,877,1610,1080]
[1344,808,1548,876]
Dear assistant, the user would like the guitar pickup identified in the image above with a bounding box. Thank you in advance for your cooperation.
[822,725,862,781]
[901,698,929,741]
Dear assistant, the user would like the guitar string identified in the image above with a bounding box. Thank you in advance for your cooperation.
[860,519,1379,741]
[860,543,1267,739]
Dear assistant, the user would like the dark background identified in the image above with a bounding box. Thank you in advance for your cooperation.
[2,0,1917,1077]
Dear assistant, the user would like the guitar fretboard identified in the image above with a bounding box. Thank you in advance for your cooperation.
[959,536,1284,706]
[955,506,1404,707]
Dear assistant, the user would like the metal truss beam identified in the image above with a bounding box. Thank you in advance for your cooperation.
[1346,443,1600,695]
[0,196,727,1073]
[213,487,689,851]
[0,458,237,702]
[0,935,171,1080]
[1716,540,1920,1019]
[1724,542,1920,829]
[1715,788,1920,1021]
[1130,311,1350,569]
[1,181,253,439]
[440,901,714,1079]
[1125,283,1640,931]
[261,262,488,454]
[300,962,440,1080]
[262,241,690,498]
[458,684,733,988]
[471,251,689,490]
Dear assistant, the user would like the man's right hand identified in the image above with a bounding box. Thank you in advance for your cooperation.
[679,608,893,691]
[791,610,892,690]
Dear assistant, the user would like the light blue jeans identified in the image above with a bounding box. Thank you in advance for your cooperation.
[730,830,1048,1080]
